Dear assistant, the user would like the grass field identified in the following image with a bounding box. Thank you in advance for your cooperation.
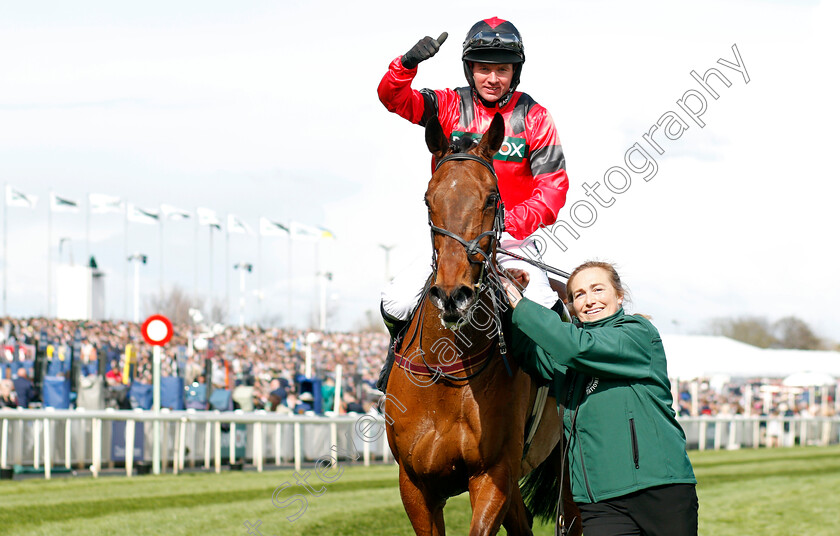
[2,446,838,535]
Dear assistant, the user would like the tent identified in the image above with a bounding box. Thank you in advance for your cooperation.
[661,334,840,379]
[782,371,836,387]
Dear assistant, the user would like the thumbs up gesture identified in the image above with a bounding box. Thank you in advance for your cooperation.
[401,32,448,69]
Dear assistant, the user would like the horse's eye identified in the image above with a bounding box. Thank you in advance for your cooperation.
[485,194,498,209]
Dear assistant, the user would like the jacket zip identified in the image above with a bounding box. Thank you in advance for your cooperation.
[576,428,595,502]
[629,418,640,469]
[570,374,595,502]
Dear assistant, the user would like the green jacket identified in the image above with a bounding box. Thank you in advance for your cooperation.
[511,299,696,503]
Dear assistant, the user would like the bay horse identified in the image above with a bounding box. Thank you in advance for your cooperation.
[382,113,581,536]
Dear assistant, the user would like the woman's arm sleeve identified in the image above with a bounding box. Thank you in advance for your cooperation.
[512,299,653,379]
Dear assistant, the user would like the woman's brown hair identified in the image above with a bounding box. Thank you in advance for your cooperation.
[566,260,625,304]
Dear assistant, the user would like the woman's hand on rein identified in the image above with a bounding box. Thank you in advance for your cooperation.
[502,268,529,308]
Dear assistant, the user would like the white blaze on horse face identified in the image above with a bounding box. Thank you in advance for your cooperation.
[570,267,623,323]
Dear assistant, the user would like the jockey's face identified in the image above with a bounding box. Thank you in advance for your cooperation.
[569,267,624,323]
[471,62,513,103]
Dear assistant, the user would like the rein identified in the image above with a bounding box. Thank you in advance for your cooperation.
[496,247,572,280]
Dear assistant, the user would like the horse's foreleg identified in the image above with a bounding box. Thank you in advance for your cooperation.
[399,466,446,536]
[467,465,518,536]
[501,484,533,536]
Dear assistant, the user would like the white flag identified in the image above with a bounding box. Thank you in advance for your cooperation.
[289,221,331,242]
[89,193,122,214]
[259,216,289,237]
[196,207,221,229]
[126,204,160,225]
[160,204,191,220]
[227,214,253,235]
[50,193,80,213]
[6,185,37,208]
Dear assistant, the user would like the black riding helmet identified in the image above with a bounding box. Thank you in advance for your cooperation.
[462,17,525,106]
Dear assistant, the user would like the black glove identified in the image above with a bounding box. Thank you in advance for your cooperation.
[401,32,448,69]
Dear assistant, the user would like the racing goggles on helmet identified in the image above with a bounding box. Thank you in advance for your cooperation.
[464,31,524,59]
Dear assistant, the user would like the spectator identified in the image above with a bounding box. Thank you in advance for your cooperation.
[280,392,299,415]
[267,379,287,410]
[13,368,33,409]
[322,375,336,412]
[0,379,16,408]
[105,359,123,385]
[232,378,255,411]
[343,392,364,414]
[295,392,314,414]
[185,375,209,410]
[184,356,203,386]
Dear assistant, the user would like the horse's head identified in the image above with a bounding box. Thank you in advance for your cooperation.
[424,113,505,325]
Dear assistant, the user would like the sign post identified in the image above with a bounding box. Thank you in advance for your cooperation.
[141,314,174,476]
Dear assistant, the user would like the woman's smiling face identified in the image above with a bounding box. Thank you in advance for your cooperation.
[570,267,624,323]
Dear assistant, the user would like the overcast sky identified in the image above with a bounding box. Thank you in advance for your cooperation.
[1,1,838,340]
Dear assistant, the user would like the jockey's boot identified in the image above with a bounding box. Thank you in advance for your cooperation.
[376,304,409,394]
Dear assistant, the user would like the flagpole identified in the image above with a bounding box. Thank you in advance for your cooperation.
[47,191,53,318]
[257,230,262,325]
[287,234,292,328]
[316,241,323,331]
[159,214,164,299]
[225,218,230,324]
[2,183,7,317]
[208,226,214,303]
[193,213,198,307]
[123,206,128,320]
[318,240,325,331]
[85,193,91,268]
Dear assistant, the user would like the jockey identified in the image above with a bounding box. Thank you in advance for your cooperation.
[376,17,570,392]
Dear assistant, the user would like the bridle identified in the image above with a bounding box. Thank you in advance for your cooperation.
[427,152,505,269]
[400,149,513,381]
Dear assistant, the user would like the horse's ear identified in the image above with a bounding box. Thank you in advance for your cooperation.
[477,113,505,161]
[425,116,449,160]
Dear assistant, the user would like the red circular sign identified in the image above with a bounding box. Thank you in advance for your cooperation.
[141,314,174,346]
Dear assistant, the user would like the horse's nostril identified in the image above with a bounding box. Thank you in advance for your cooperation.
[452,286,475,309]
[430,286,446,307]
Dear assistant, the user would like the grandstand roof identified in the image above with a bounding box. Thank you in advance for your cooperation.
[661,334,840,380]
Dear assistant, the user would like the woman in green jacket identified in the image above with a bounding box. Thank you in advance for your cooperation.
[502,261,698,536]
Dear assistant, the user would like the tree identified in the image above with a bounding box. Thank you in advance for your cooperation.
[355,309,387,333]
[208,298,228,325]
[705,315,826,350]
[145,285,200,325]
[256,313,284,329]
[773,316,822,350]
[145,286,228,326]
[706,316,777,348]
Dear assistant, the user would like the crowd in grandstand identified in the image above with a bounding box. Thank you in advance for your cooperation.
[0,317,389,414]
[0,317,833,418]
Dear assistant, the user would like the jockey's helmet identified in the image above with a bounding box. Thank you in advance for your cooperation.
[462,17,525,98]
